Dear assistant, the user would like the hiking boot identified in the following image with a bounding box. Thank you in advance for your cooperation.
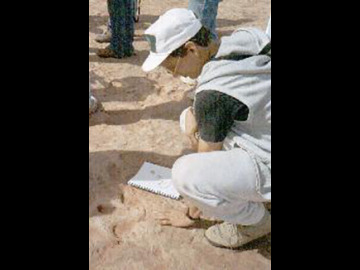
[96,46,134,59]
[95,29,112,43]
[96,46,118,58]
[205,210,271,249]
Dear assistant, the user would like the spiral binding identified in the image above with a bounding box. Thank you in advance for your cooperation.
[128,182,181,200]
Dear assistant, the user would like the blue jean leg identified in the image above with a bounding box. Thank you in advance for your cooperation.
[188,0,220,40]
[108,0,134,57]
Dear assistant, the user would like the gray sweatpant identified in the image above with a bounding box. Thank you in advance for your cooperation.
[172,147,270,225]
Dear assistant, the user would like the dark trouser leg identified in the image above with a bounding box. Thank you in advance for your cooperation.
[108,0,134,57]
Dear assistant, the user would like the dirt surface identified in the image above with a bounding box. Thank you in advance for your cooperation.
[89,1,271,269]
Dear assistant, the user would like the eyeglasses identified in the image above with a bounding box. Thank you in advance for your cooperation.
[162,56,181,76]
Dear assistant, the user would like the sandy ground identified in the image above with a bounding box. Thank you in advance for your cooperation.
[89,1,271,269]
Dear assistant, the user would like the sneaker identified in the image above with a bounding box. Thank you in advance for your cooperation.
[89,96,103,116]
[95,29,112,43]
[205,210,271,249]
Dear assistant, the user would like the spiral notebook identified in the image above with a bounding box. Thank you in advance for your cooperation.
[127,162,181,200]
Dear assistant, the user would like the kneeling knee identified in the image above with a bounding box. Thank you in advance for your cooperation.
[172,155,196,195]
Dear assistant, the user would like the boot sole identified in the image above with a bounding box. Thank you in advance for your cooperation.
[95,39,111,44]
[205,232,271,249]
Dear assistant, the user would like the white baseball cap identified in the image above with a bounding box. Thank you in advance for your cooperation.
[142,8,202,72]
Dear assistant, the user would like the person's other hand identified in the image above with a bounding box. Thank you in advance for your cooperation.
[184,107,198,136]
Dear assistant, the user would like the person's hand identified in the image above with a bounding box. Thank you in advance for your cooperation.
[153,207,195,228]
[188,205,201,219]
[187,132,199,151]
[181,107,199,150]
[153,204,202,228]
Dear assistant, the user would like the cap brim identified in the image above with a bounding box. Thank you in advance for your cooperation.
[142,51,170,72]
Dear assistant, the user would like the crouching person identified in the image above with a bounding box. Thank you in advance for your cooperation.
[142,8,271,249]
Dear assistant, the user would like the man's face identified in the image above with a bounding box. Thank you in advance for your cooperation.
[160,44,204,79]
